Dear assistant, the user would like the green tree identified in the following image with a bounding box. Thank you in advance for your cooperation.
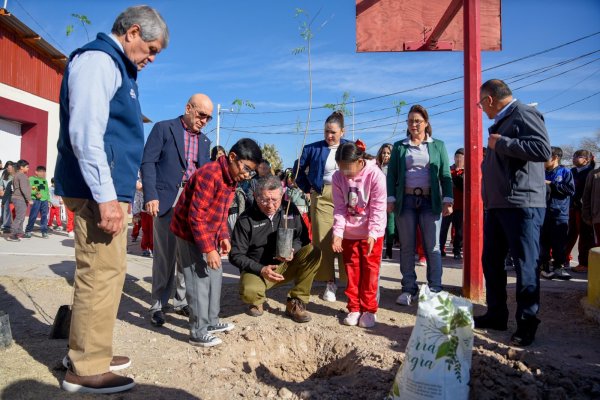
[66,14,92,42]
[323,91,352,116]
[261,144,283,172]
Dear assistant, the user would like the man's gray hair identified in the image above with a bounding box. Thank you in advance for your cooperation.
[256,175,283,197]
[112,5,170,48]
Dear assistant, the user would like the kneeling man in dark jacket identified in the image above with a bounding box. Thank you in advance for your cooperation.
[229,175,322,323]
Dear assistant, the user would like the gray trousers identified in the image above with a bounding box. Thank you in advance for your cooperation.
[150,207,187,312]
[11,198,26,235]
[177,237,221,338]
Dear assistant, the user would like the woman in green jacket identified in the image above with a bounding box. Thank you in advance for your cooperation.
[386,105,453,306]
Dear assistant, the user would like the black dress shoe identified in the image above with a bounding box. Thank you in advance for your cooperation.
[151,310,165,327]
[175,305,190,317]
[511,316,540,347]
[474,313,508,331]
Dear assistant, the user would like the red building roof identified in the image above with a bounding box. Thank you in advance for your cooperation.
[0,8,66,102]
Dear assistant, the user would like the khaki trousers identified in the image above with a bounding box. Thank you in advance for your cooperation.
[310,185,346,282]
[63,197,128,376]
[239,244,322,305]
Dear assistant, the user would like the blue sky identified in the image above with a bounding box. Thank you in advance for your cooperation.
[7,0,600,167]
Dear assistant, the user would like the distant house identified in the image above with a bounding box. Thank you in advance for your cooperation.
[0,7,66,175]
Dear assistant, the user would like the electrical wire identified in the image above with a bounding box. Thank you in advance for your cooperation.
[544,91,600,114]
[231,31,600,115]
[10,0,68,54]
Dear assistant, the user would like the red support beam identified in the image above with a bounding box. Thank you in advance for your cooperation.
[462,0,484,301]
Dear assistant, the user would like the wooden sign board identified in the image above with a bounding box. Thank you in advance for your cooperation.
[356,0,501,52]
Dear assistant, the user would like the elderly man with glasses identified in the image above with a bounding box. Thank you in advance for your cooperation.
[229,175,322,323]
[141,94,213,327]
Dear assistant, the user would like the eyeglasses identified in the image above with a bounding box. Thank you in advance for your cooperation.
[195,111,213,123]
[406,119,425,126]
[258,196,281,205]
[477,95,490,109]
[190,105,213,123]
[238,160,256,177]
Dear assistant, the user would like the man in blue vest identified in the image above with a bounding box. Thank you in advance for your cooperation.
[54,6,168,394]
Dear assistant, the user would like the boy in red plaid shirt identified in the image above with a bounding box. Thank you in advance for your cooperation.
[171,138,262,347]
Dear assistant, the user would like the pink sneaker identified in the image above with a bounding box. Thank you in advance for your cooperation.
[358,312,376,328]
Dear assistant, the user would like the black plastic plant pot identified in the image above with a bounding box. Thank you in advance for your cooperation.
[276,228,294,259]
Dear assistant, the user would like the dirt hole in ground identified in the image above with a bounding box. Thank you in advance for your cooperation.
[241,327,363,382]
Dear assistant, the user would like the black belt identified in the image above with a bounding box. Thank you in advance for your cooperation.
[177,181,188,188]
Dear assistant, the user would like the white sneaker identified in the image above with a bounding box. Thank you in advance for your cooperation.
[343,311,361,326]
[322,282,337,302]
[68,231,74,238]
[396,292,412,306]
[358,312,376,328]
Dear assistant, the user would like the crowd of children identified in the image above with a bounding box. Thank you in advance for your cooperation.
[0,160,74,242]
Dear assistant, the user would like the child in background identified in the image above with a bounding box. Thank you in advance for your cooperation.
[284,169,312,241]
[331,140,387,328]
[540,147,575,280]
[170,138,262,347]
[25,166,50,238]
[7,160,31,241]
[131,179,154,257]
[566,150,596,273]
[48,178,63,231]
[582,164,600,247]
[1,161,15,233]
[376,143,395,260]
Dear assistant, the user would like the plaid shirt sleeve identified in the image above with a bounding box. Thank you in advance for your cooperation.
[188,168,218,253]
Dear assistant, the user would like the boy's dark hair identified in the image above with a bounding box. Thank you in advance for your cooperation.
[229,139,262,164]
[16,159,29,170]
[325,110,345,129]
[480,79,512,100]
[335,140,374,163]
[455,148,465,155]
[36,165,46,172]
[210,145,226,161]
[551,146,563,160]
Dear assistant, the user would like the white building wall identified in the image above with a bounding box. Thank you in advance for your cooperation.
[0,118,22,165]
[0,82,60,177]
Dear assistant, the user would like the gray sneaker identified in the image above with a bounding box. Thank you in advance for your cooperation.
[189,334,222,347]
[207,322,235,333]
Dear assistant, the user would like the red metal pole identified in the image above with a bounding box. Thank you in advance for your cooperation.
[462,0,484,301]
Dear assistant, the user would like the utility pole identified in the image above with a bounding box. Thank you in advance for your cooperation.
[352,97,355,140]
[215,103,234,147]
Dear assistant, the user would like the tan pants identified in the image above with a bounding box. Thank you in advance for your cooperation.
[63,197,128,376]
[310,185,346,282]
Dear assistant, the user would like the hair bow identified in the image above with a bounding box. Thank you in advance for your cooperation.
[355,139,366,152]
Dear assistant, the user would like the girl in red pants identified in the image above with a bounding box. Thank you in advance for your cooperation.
[331,140,387,328]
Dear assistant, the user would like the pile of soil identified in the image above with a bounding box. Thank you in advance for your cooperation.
[1,274,599,399]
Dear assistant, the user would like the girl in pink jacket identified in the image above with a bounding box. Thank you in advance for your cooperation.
[331,140,387,328]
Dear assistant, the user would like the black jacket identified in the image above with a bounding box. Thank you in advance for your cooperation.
[481,100,552,209]
[229,201,309,275]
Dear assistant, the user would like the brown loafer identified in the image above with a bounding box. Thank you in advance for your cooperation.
[63,355,131,372]
[247,304,264,317]
[62,370,135,394]
[285,297,311,323]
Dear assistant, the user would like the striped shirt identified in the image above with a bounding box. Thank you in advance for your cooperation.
[181,118,199,181]
[170,156,236,253]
